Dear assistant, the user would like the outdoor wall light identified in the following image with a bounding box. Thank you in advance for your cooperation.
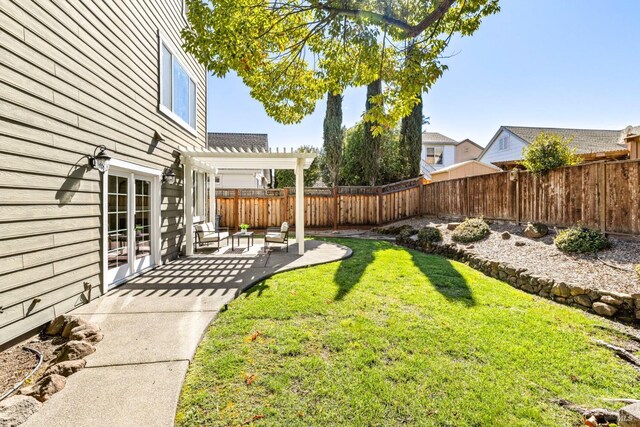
[88,145,111,173]
[162,167,176,185]
[154,130,165,143]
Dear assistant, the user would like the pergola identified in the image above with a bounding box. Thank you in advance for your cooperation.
[180,146,316,256]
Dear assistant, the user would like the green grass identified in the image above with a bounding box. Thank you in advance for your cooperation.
[176,239,640,426]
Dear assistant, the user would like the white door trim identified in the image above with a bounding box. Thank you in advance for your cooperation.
[102,159,163,294]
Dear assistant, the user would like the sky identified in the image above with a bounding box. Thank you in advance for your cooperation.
[206,0,640,150]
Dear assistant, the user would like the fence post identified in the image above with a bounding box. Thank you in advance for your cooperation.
[233,189,239,231]
[598,163,607,233]
[465,177,470,218]
[377,186,383,225]
[515,173,521,225]
[332,187,338,230]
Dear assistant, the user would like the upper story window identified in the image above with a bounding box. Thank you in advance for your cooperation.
[426,146,444,165]
[159,35,196,133]
[498,136,509,151]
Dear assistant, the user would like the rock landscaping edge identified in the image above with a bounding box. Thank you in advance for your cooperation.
[0,315,102,426]
[395,235,640,325]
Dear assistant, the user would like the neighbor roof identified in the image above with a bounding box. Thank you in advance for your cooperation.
[207,132,269,152]
[503,126,627,154]
[422,132,457,145]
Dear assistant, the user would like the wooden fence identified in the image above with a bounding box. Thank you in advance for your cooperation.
[215,177,423,229]
[422,159,640,236]
[215,159,640,235]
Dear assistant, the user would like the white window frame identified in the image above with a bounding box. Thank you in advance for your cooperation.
[158,32,197,136]
[426,146,444,165]
[182,0,188,22]
[498,136,509,151]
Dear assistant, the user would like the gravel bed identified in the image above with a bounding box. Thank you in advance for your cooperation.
[377,217,640,295]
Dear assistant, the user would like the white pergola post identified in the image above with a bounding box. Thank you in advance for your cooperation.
[208,171,216,224]
[184,157,194,256]
[295,157,305,255]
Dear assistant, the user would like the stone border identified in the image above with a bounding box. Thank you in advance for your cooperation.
[395,235,640,324]
[0,315,103,425]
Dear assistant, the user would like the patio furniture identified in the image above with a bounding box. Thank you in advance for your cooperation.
[232,231,254,250]
[264,222,289,252]
[194,222,229,250]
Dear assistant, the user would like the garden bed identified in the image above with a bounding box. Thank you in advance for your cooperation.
[375,217,640,295]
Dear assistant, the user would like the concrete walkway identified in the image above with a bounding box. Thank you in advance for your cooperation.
[24,239,351,427]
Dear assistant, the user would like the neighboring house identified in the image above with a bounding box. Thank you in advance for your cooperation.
[430,160,501,182]
[0,1,209,346]
[207,133,271,188]
[478,126,633,169]
[421,132,484,178]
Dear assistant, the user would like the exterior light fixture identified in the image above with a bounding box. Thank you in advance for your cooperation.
[154,130,165,143]
[88,145,111,173]
[162,167,176,185]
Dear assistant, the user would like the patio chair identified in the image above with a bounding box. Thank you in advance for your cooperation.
[264,222,289,252]
[194,222,229,250]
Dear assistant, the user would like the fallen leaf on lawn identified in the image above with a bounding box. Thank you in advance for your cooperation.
[584,415,597,427]
[298,411,304,418]
[570,374,579,383]
[243,373,257,385]
[242,414,265,425]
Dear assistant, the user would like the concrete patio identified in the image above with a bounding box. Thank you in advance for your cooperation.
[24,239,351,427]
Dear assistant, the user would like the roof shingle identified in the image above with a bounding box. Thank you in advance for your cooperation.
[504,126,627,154]
[422,132,457,145]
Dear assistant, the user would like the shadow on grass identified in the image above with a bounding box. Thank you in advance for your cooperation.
[410,250,475,306]
[332,239,384,301]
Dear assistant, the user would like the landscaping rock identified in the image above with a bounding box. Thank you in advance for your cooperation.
[523,222,549,239]
[619,402,640,427]
[69,324,103,344]
[551,283,571,298]
[570,286,587,296]
[501,231,511,240]
[45,314,70,336]
[20,374,66,402]
[45,359,86,377]
[593,302,618,317]
[514,241,525,247]
[0,395,41,426]
[601,295,624,307]
[466,244,474,249]
[574,294,592,307]
[55,340,96,362]
[61,317,87,338]
[447,222,461,231]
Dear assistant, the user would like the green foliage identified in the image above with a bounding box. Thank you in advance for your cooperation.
[183,0,500,129]
[177,238,639,426]
[554,226,611,254]
[399,45,424,178]
[416,226,443,246]
[363,79,383,185]
[372,224,415,235]
[451,217,491,243]
[520,132,582,173]
[322,92,344,187]
[239,223,249,230]
[274,146,322,188]
[339,122,410,186]
[396,227,418,244]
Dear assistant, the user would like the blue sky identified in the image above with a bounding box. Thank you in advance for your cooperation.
[206,0,640,149]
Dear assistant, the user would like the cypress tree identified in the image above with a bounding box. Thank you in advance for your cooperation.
[322,91,344,187]
[363,78,382,186]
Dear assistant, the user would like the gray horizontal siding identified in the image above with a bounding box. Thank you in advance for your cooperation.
[0,0,206,345]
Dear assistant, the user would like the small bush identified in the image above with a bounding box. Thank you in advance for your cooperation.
[519,132,582,174]
[554,226,611,253]
[396,227,418,244]
[373,224,415,235]
[451,218,490,243]
[416,227,442,246]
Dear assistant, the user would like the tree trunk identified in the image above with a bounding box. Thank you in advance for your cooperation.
[364,78,382,186]
[322,91,344,187]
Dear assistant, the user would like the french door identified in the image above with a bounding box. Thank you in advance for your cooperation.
[106,168,158,288]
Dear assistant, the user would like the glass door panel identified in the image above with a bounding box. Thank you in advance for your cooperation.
[107,175,130,283]
[134,178,152,271]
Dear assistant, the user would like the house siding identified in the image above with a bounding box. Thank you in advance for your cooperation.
[0,0,206,346]
[455,140,483,163]
[421,144,456,171]
[478,129,528,165]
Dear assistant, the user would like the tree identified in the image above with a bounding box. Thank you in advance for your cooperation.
[363,79,382,186]
[340,122,408,186]
[274,146,322,187]
[183,0,500,130]
[520,132,582,174]
[322,91,344,187]
[399,44,424,177]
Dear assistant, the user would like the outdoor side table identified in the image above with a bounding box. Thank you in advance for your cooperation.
[232,231,254,250]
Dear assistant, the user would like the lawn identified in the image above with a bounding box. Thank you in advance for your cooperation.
[176,239,640,426]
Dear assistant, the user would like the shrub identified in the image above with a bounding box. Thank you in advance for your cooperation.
[451,218,490,243]
[554,226,611,253]
[416,227,442,246]
[374,224,415,235]
[520,132,582,174]
[396,227,418,244]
